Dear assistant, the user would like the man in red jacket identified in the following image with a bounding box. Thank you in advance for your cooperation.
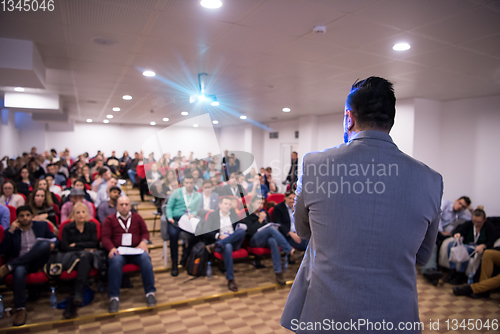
[102,196,156,313]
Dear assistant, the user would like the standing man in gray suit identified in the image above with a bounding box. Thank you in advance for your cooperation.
[281,77,443,334]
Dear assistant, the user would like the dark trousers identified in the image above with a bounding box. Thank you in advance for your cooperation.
[74,251,93,296]
[286,235,308,252]
[167,217,200,264]
[10,241,51,309]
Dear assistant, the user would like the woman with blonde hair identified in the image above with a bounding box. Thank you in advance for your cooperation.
[60,202,98,318]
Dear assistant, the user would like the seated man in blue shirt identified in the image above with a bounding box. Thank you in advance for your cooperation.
[199,196,245,292]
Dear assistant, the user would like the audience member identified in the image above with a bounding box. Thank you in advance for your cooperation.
[420,196,472,285]
[444,208,497,285]
[0,206,57,326]
[0,204,10,230]
[247,174,269,199]
[44,173,62,197]
[242,196,294,285]
[203,161,218,180]
[102,196,156,312]
[62,179,94,204]
[16,167,35,198]
[61,188,95,222]
[29,189,57,228]
[97,186,121,223]
[201,197,246,292]
[59,202,98,318]
[92,167,112,193]
[47,163,67,186]
[35,178,60,207]
[146,162,163,196]
[166,176,202,276]
[198,179,219,221]
[81,165,93,186]
[453,248,500,299]
[221,172,247,197]
[94,176,121,208]
[127,153,140,186]
[275,191,308,252]
[27,159,45,180]
[0,180,26,208]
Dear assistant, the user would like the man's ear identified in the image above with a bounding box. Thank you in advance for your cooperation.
[345,110,355,131]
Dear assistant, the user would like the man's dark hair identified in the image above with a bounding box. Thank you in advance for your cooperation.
[74,179,85,187]
[472,208,486,219]
[347,76,396,131]
[209,160,215,165]
[109,186,121,194]
[459,196,471,206]
[183,175,194,181]
[219,196,232,203]
[16,205,33,216]
[203,179,213,186]
[98,167,108,176]
[44,173,55,179]
[285,190,295,197]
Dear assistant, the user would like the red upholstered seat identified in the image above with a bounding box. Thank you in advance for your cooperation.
[267,193,285,205]
[246,246,272,256]
[6,205,16,224]
[123,264,141,273]
[213,248,248,260]
[268,206,275,221]
[60,268,99,280]
[5,271,48,285]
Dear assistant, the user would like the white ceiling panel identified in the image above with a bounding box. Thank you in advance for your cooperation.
[212,24,296,55]
[404,46,485,68]
[359,32,448,60]
[159,0,264,24]
[66,0,153,35]
[459,33,500,58]
[240,0,344,37]
[414,7,500,44]
[271,39,349,63]
[302,14,401,50]
[354,0,477,30]
[148,12,233,45]
[321,51,391,71]
[300,0,381,13]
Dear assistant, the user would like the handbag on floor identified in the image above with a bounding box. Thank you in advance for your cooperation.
[448,238,470,264]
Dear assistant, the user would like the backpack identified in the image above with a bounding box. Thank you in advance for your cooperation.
[185,241,209,277]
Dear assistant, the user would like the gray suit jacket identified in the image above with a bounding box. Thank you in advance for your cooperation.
[281,130,443,334]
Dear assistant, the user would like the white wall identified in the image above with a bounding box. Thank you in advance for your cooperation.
[15,111,47,154]
[439,96,500,215]
[0,109,20,157]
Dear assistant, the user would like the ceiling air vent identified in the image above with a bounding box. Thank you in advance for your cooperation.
[269,132,279,139]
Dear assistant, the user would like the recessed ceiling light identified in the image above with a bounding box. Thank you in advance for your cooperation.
[282,107,291,112]
[113,107,120,112]
[150,122,156,126]
[123,95,132,100]
[162,118,169,122]
[211,101,219,106]
[106,114,113,119]
[212,120,219,124]
[181,111,189,116]
[393,43,410,51]
[200,0,222,9]
[193,124,199,128]
[14,87,25,92]
[143,70,156,77]
[240,115,247,120]
[86,119,93,123]
[103,120,109,124]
